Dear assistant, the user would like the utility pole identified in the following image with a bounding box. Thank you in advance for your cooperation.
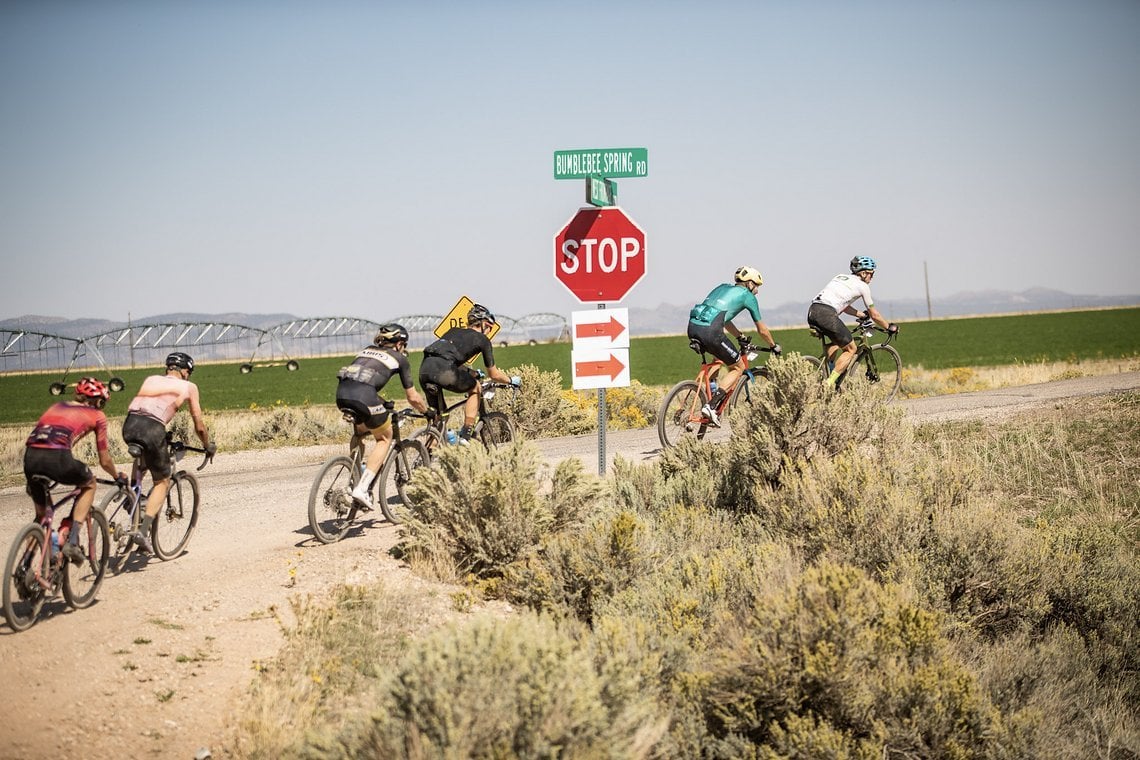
[924,261,933,320]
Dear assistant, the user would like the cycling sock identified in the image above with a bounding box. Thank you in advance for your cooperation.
[826,370,841,387]
[458,424,475,440]
[709,388,727,408]
[141,514,155,534]
[355,469,376,493]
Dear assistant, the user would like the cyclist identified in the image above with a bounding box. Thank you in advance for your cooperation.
[23,377,127,564]
[122,352,214,554]
[687,266,780,425]
[337,323,432,509]
[419,303,519,443]
[807,255,899,389]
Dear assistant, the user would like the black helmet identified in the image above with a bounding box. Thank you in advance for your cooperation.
[165,352,195,373]
[467,303,495,326]
[373,323,409,346]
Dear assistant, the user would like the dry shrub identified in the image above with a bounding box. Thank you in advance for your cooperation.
[703,561,996,759]
[360,613,669,759]
[397,438,604,583]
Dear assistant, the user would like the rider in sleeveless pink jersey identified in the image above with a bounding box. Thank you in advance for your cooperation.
[121,352,214,555]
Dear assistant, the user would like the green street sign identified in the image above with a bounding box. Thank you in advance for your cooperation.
[586,176,617,207]
[554,148,648,180]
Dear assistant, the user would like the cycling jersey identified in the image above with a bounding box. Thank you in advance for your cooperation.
[25,402,110,452]
[688,283,762,326]
[813,274,874,314]
[336,346,415,391]
[422,328,495,368]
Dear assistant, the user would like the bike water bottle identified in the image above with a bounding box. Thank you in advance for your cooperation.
[50,530,60,559]
[446,430,458,445]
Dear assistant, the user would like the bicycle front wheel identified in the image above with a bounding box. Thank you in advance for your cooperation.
[152,472,200,560]
[308,456,359,543]
[844,344,903,404]
[3,524,49,632]
[378,440,431,524]
[478,411,514,448]
[63,509,109,609]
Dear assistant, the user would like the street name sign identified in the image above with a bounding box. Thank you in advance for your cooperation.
[553,148,648,180]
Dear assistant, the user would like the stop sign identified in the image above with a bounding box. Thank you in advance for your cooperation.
[553,207,646,303]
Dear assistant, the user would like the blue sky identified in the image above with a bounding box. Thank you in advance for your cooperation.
[2,0,1138,324]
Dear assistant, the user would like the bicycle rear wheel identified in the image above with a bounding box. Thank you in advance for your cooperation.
[843,344,903,404]
[378,440,431,524]
[3,524,49,632]
[63,509,109,608]
[308,456,360,543]
[478,411,513,448]
[152,472,200,560]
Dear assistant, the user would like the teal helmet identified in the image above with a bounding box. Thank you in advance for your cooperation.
[850,256,877,274]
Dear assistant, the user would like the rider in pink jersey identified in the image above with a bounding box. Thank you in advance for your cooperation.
[121,352,214,554]
[24,378,127,564]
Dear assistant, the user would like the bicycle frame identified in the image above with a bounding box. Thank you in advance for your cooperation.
[4,475,115,631]
[418,378,517,448]
[809,317,902,402]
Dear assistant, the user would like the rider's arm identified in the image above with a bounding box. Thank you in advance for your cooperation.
[753,320,776,349]
[866,305,891,331]
[404,385,430,414]
[186,383,210,448]
[484,364,512,384]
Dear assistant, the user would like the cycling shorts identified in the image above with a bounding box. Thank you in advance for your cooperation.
[686,313,740,366]
[807,302,854,347]
[24,447,92,505]
[335,379,392,431]
[419,356,479,411]
[123,412,174,480]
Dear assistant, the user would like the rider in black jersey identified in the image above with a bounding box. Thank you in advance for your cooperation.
[419,303,518,442]
[336,324,431,510]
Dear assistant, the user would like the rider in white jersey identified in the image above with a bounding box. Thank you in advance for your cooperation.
[807,256,898,389]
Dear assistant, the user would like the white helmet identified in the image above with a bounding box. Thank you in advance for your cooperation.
[734,266,763,287]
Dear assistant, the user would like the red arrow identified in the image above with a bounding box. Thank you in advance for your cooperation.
[574,316,626,342]
[574,353,626,381]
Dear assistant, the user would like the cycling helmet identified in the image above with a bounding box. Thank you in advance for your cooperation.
[850,256,877,274]
[734,266,763,287]
[467,303,495,326]
[374,323,409,346]
[165,352,195,374]
[75,377,110,402]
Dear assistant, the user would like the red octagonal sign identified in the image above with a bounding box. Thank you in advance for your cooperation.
[554,206,646,303]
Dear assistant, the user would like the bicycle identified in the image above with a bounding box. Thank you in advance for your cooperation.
[3,476,114,632]
[657,337,775,448]
[98,432,213,569]
[804,317,902,403]
[308,400,431,541]
[413,376,517,452]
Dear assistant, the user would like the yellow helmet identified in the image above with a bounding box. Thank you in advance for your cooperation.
[734,266,763,286]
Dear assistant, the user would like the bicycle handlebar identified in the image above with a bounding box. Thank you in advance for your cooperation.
[852,318,899,346]
[169,439,214,471]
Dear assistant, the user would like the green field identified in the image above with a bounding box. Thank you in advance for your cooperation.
[1,308,1137,426]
